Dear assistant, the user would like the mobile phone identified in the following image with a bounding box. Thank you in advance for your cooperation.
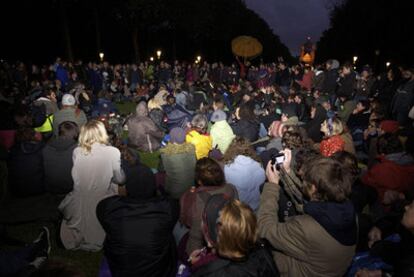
[271,153,285,165]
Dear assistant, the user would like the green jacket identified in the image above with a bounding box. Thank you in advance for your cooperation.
[160,143,196,199]
[210,120,235,154]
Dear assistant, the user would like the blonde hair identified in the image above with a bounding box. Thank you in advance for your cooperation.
[322,118,344,137]
[78,120,109,154]
[147,98,162,111]
[217,200,257,259]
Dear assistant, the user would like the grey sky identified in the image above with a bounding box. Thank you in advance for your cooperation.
[244,0,331,56]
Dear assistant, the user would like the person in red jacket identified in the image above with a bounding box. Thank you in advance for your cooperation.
[362,133,414,204]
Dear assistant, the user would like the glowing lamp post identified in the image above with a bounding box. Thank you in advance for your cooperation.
[386,62,391,68]
[99,52,104,62]
[156,50,162,60]
[197,56,201,63]
[353,56,358,64]
[150,57,154,62]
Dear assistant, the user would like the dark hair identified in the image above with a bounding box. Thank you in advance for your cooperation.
[58,121,79,140]
[377,133,403,155]
[238,103,256,121]
[15,127,36,143]
[303,157,352,202]
[195,157,225,187]
[282,130,304,150]
[223,137,261,165]
[331,151,360,180]
[294,147,321,174]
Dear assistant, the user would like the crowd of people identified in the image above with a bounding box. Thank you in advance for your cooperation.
[0,56,414,276]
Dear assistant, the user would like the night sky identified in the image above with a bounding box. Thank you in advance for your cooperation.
[244,0,331,56]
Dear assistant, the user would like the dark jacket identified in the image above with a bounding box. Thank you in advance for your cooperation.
[231,119,260,142]
[8,141,45,197]
[42,137,77,194]
[322,69,338,95]
[149,108,167,132]
[305,105,327,143]
[193,242,280,277]
[337,72,357,98]
[97,195,178,277]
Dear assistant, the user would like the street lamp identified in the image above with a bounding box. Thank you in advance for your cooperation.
[353,56,358,64]
[150,57,154,62]
[156,50,162,60]
[99,52,104,62]
[197,55,201,63]
[386,62,391,68]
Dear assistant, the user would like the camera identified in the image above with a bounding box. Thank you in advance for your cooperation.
[271,153,285,165]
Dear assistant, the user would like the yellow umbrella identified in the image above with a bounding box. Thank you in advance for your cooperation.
[231,36,263,59]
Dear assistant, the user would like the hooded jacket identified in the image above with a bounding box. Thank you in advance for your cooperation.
[231,119,260,142]
[8,141,45,197]
[52,106,87,136]
[42,137,77,194]
[128,102,164,152]
[210,120,236,155]
[97,195,178,277]
[186,130,212,160]
[258,182,356,277]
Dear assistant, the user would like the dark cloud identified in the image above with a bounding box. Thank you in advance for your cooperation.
[244,0,330,55]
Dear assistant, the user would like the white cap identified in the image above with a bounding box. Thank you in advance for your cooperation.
[61,94,76,106]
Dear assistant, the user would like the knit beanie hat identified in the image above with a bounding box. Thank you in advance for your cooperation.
[169,127,186,144]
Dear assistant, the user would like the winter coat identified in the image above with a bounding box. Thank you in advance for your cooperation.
[391,79,414,126]
[210,121,236,155]
[337,100,357,123]
[160,143,196,199]
[224,155,266,212]
[97,195,178,277]
[42,137,77,194]
[231,119,260,142]
[322,69,338,95]
[337,72,357,98]
[34,97,58,115]
[305,105,327,143]
[193,242,280,277]
[320,135,345,157]
[185,184,238,254]
[186,130,212,160]
[59,143,125,251]
[52,107,87,137]
[128,102,164,152]
[297,71,315,91]
[362,153,414,202]
[8,141,45,197]
[258,182,356,277]
[149,108,167,132]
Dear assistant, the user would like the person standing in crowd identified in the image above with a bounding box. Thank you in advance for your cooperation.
[59,120,125,251]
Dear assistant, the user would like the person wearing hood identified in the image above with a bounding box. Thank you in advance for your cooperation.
[258,154,356,277]
[362,133,414,204]
[127,101,164,152]
[97,156,178,277]
[186,114,212,160]
[209,110,235,155]
[42,121,78,195]
[305,104,327,143]
[8,127,45,197]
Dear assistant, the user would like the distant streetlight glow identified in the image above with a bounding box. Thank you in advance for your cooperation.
[197,55,201,62]
[386,62,391,67]
[156,50,162,59]
[353,56,358,64]
[150,57,154,62]
[99,52,104,62]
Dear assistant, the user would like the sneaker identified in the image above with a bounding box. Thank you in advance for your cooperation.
[30,226,51,261]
